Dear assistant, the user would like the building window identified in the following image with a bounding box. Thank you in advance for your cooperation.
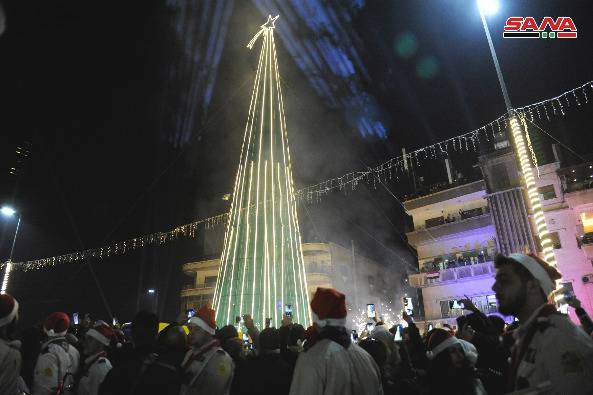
[491,163,511,190]
[582,212,593,234]
[549,232,562,249]
[204,276,218,287]
[439,295,498,319]
[538,185,557,200]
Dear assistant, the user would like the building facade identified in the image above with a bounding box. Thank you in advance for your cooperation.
[405,179,499,328]
[181,242,404,327]
[405,157,593,328]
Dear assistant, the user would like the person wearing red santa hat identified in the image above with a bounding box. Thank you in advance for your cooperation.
[32,311,80,395]
[77,321,114,395]
[289,287,382,395]
[0,293,22,395]
[180,304,234,395]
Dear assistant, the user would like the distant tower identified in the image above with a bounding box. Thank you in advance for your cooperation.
[212,16,311,328]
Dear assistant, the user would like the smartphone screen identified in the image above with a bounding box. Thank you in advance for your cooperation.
[351,330,358,341]
[366,303,376,319]
[394,325,402,341]
[242,333,249,345]
[72,312,79,326]
[186,309,196,318]
[112,317,119,326]
[285,304,292,318]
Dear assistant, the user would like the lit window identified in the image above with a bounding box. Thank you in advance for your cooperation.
[582,212,593,234]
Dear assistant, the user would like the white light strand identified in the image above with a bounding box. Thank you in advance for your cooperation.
[7,80,591,272]
[510,113,557,269]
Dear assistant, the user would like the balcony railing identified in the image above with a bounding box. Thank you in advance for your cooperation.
[420,248,496,272]
[408,261,495,288]
[417,206,489,231]
[440,304,499,319]
[407,214,493,246]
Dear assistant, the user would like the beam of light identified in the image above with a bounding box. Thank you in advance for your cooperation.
[510,115,558,276]
[215,15,310,328]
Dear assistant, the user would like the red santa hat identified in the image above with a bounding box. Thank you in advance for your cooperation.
[426,328,460,360]
[187,304,216,335]
[0,293,19,327]
[86,322,115,346]
[44,312,70,337]
[310,287,347,328]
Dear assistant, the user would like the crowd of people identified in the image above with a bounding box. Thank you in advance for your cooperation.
[2,252,593,394]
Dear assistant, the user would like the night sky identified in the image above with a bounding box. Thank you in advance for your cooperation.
[1,0,591,325]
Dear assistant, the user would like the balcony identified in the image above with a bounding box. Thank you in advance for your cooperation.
[419,248,495,272]
[407,213,493,246]
[180,283,215,297]
[403,179,486,211]
[408,261,495,288]
[581,232,593,259]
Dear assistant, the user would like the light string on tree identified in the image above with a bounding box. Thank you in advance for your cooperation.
[5,79,592,272]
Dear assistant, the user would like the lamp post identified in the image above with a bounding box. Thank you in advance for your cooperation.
[476,0,557,267]
[148,288,158,313]
[1,206,21,294]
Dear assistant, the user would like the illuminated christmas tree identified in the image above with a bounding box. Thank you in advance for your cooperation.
[212,16,311,328]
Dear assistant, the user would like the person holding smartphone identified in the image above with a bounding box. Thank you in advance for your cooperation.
[565,294,593,336]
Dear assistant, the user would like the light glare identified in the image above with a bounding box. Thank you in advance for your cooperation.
[477,0,499,15]
[1,206,16,217]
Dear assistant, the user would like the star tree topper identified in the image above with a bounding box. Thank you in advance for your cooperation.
[247,15,279,49]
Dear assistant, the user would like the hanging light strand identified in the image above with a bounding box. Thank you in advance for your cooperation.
[6,80,591,272]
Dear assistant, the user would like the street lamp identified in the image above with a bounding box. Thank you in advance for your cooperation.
[476,1,557,267]
[147,288,158,313]
[1,206,21,294]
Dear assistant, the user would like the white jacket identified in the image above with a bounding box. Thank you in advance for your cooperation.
[289,338,383,395]
[32,338,80,395]
[511,304,593,394]
[0,338,22,395]
[77,352,112,395]
[180,341,234,395]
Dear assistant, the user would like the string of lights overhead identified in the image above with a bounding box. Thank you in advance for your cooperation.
[5,79,591,273]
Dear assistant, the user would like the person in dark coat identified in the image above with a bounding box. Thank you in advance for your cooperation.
[99,311,158,395]
[237,327,293,395]
[127,324,188,395]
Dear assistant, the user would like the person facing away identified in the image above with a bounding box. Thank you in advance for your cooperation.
[237,327,293,395]
[127,323,188,395]
[492,253,593,394]
[99,311,159,395]
[289,287,383,395]
[180,304,234,395]
[32,312,80,395]
[425,328,487,395]
[0,293,23,395]
[77,322,115,395]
